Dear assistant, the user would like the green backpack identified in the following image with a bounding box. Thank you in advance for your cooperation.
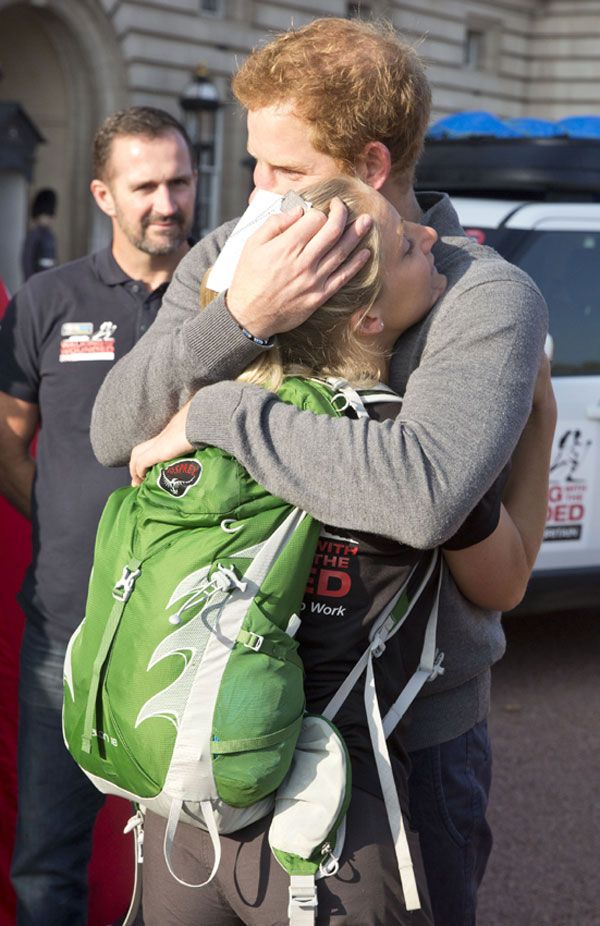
[63,376,443,924]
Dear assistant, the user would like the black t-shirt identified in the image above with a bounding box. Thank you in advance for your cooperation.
[0,248,168,643]
[297,398,506,803]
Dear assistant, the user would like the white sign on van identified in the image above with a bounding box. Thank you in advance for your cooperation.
[544,422,595,543]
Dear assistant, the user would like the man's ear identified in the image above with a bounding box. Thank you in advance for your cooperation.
[90,179,117,218]
[356,142,392,191]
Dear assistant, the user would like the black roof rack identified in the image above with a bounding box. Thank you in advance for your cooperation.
[415,136,600,201]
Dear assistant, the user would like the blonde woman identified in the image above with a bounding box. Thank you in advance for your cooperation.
[134,177,555,926]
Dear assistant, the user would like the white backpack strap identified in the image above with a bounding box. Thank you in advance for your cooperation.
[321,648,370,723]
[357,385,402,407]
[382,561,445,738]
[121,806,144,926]
[321,551,438,724]
[324,377,370,419]
[313,550,442,914]
[163,799,222,888]
[320,576,404,722]
[370,549,440,646]
[315,375,402,418]
[288,875,317,925]
[324,548,441,911]
[364,655,421,911]
[361,552,445,911]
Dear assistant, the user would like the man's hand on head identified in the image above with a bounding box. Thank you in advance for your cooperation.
[226,197,372,339]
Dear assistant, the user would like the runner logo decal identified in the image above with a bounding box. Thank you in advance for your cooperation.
[59,321,117,362]
[545,424,595,543]
[158,460,202,498]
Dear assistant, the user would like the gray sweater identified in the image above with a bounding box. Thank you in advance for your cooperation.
[91,192,547,750]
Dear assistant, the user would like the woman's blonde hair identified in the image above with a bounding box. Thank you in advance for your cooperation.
[202,177,386,391]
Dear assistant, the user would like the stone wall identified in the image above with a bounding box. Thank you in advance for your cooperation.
[3,0,600,255]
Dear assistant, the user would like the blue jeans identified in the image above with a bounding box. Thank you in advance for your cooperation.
[408,721,493,926]
[11,623,105,926]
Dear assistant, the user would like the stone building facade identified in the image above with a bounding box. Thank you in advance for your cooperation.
[1,0,600,288]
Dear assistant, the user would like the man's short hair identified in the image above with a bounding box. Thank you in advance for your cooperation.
[92,106,194,180]
[232,18,431,186]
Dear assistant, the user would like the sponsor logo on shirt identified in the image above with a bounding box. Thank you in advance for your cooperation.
[303,530,361,617]
[59,321,117,362]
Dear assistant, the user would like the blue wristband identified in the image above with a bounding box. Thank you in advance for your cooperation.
[239,326,275,348]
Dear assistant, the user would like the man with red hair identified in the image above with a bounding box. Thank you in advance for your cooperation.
[92,19,547,925]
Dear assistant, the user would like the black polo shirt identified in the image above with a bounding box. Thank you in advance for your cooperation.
[0,248,168,644]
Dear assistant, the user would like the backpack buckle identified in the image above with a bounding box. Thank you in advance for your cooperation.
[288,875,317,921]
[123,810,145,864]
[212,563,247,593]
[113,566,141,602]
[371,633,386,658]
[243,632,264,652]
[427,650,445,681]
[319,842,340,877]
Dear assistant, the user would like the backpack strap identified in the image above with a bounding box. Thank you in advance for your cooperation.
[81,558,142,754]
[324,376,403,417]
[361,559,444,911]
[288,876,318,925]
[364,651,420,909]
[163,798,222,888]
[320,377,370,419]
[355,384,402,407]
[321,548,443,913]
[121,806,145,926]
[321,551,439,725]
[382,563,445,737]
[363,556,443,911]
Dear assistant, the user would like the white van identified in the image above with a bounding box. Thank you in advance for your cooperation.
[417,124,600,613]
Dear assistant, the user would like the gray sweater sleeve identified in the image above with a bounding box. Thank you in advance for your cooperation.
[90,221,262,466]
[184,270,547,548]
[92,214,547,550]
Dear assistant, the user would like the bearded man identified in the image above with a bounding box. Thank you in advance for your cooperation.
[0,106,196,925]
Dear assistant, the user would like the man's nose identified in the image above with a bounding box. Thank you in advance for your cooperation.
[253,163,281,194]
[154,184,177,215]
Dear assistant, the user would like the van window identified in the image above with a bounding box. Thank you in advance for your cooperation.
[466,228,600,376]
